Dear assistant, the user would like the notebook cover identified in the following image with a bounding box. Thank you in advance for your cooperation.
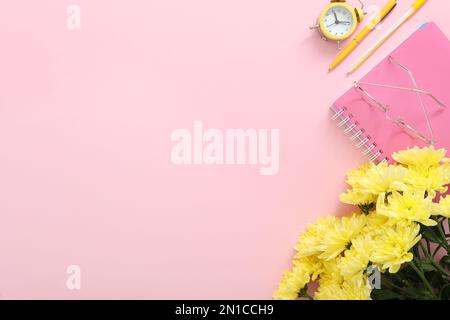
[332,22,450,161]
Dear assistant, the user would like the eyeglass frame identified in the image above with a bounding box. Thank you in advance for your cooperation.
[353,55,446,146]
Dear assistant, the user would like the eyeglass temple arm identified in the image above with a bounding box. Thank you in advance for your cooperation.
[356,81,447,108]
[388,56,437,145]
[353,83,389,112]
[354,83,434,144]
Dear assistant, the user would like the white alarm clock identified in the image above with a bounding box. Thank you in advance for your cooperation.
[310,0,366,49]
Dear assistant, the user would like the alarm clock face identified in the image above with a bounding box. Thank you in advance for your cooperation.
[320,5,356,41]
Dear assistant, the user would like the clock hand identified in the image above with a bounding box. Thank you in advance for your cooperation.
[333,11,340,24]
[327,22,337,28]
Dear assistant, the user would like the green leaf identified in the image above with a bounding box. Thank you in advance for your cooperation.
[399,264,423,285]
[371,289,402,300]
[426,270,446,288]
[422,226,442,244]
[440,256,450,269]
[440,284,450,300]
[403,287,433,300]
[420,262,436,272]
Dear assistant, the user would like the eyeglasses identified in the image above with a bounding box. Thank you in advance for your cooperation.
[354,55,446,146]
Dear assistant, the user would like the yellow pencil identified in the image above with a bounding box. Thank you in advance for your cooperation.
[348,0,428,74]
[329,0,397,72]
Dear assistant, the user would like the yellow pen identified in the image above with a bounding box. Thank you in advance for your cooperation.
[329,0,397,72]
[348,0,428,74]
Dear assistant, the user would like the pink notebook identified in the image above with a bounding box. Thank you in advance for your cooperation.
[331,22,450,162]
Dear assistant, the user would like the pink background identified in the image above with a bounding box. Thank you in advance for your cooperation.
[0,0,448,299]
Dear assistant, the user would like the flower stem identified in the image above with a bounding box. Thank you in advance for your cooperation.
[409,260,437,299]
[437,223,450,251]
[432,244,443,257]
[425,239,431,254]
[381,276,412,298]
[419,242,450,278]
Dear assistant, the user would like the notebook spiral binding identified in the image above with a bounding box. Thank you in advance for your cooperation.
[330,105,389,164]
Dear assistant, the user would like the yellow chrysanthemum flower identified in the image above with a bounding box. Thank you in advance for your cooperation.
[339,236,373,284]
[441,162,450,182]
[315,276,372,300]
[393,146,446,169]
[363,211,390,234]
[340,190,377,206]
[376,190,441,226]
[340,163,377,205]
[273,256,324,300]
[292,256,324,282]
[345,162,375,189]
[317,214,367,261]
[359,162,407,195]
[316,257,344,287]
[340,163,407,205]
[296,214,367,261]
[371,222,422,273]
[438,196,450,218]
[294,216,336,258]
[272,264,310,300]
[403,165,449,195]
